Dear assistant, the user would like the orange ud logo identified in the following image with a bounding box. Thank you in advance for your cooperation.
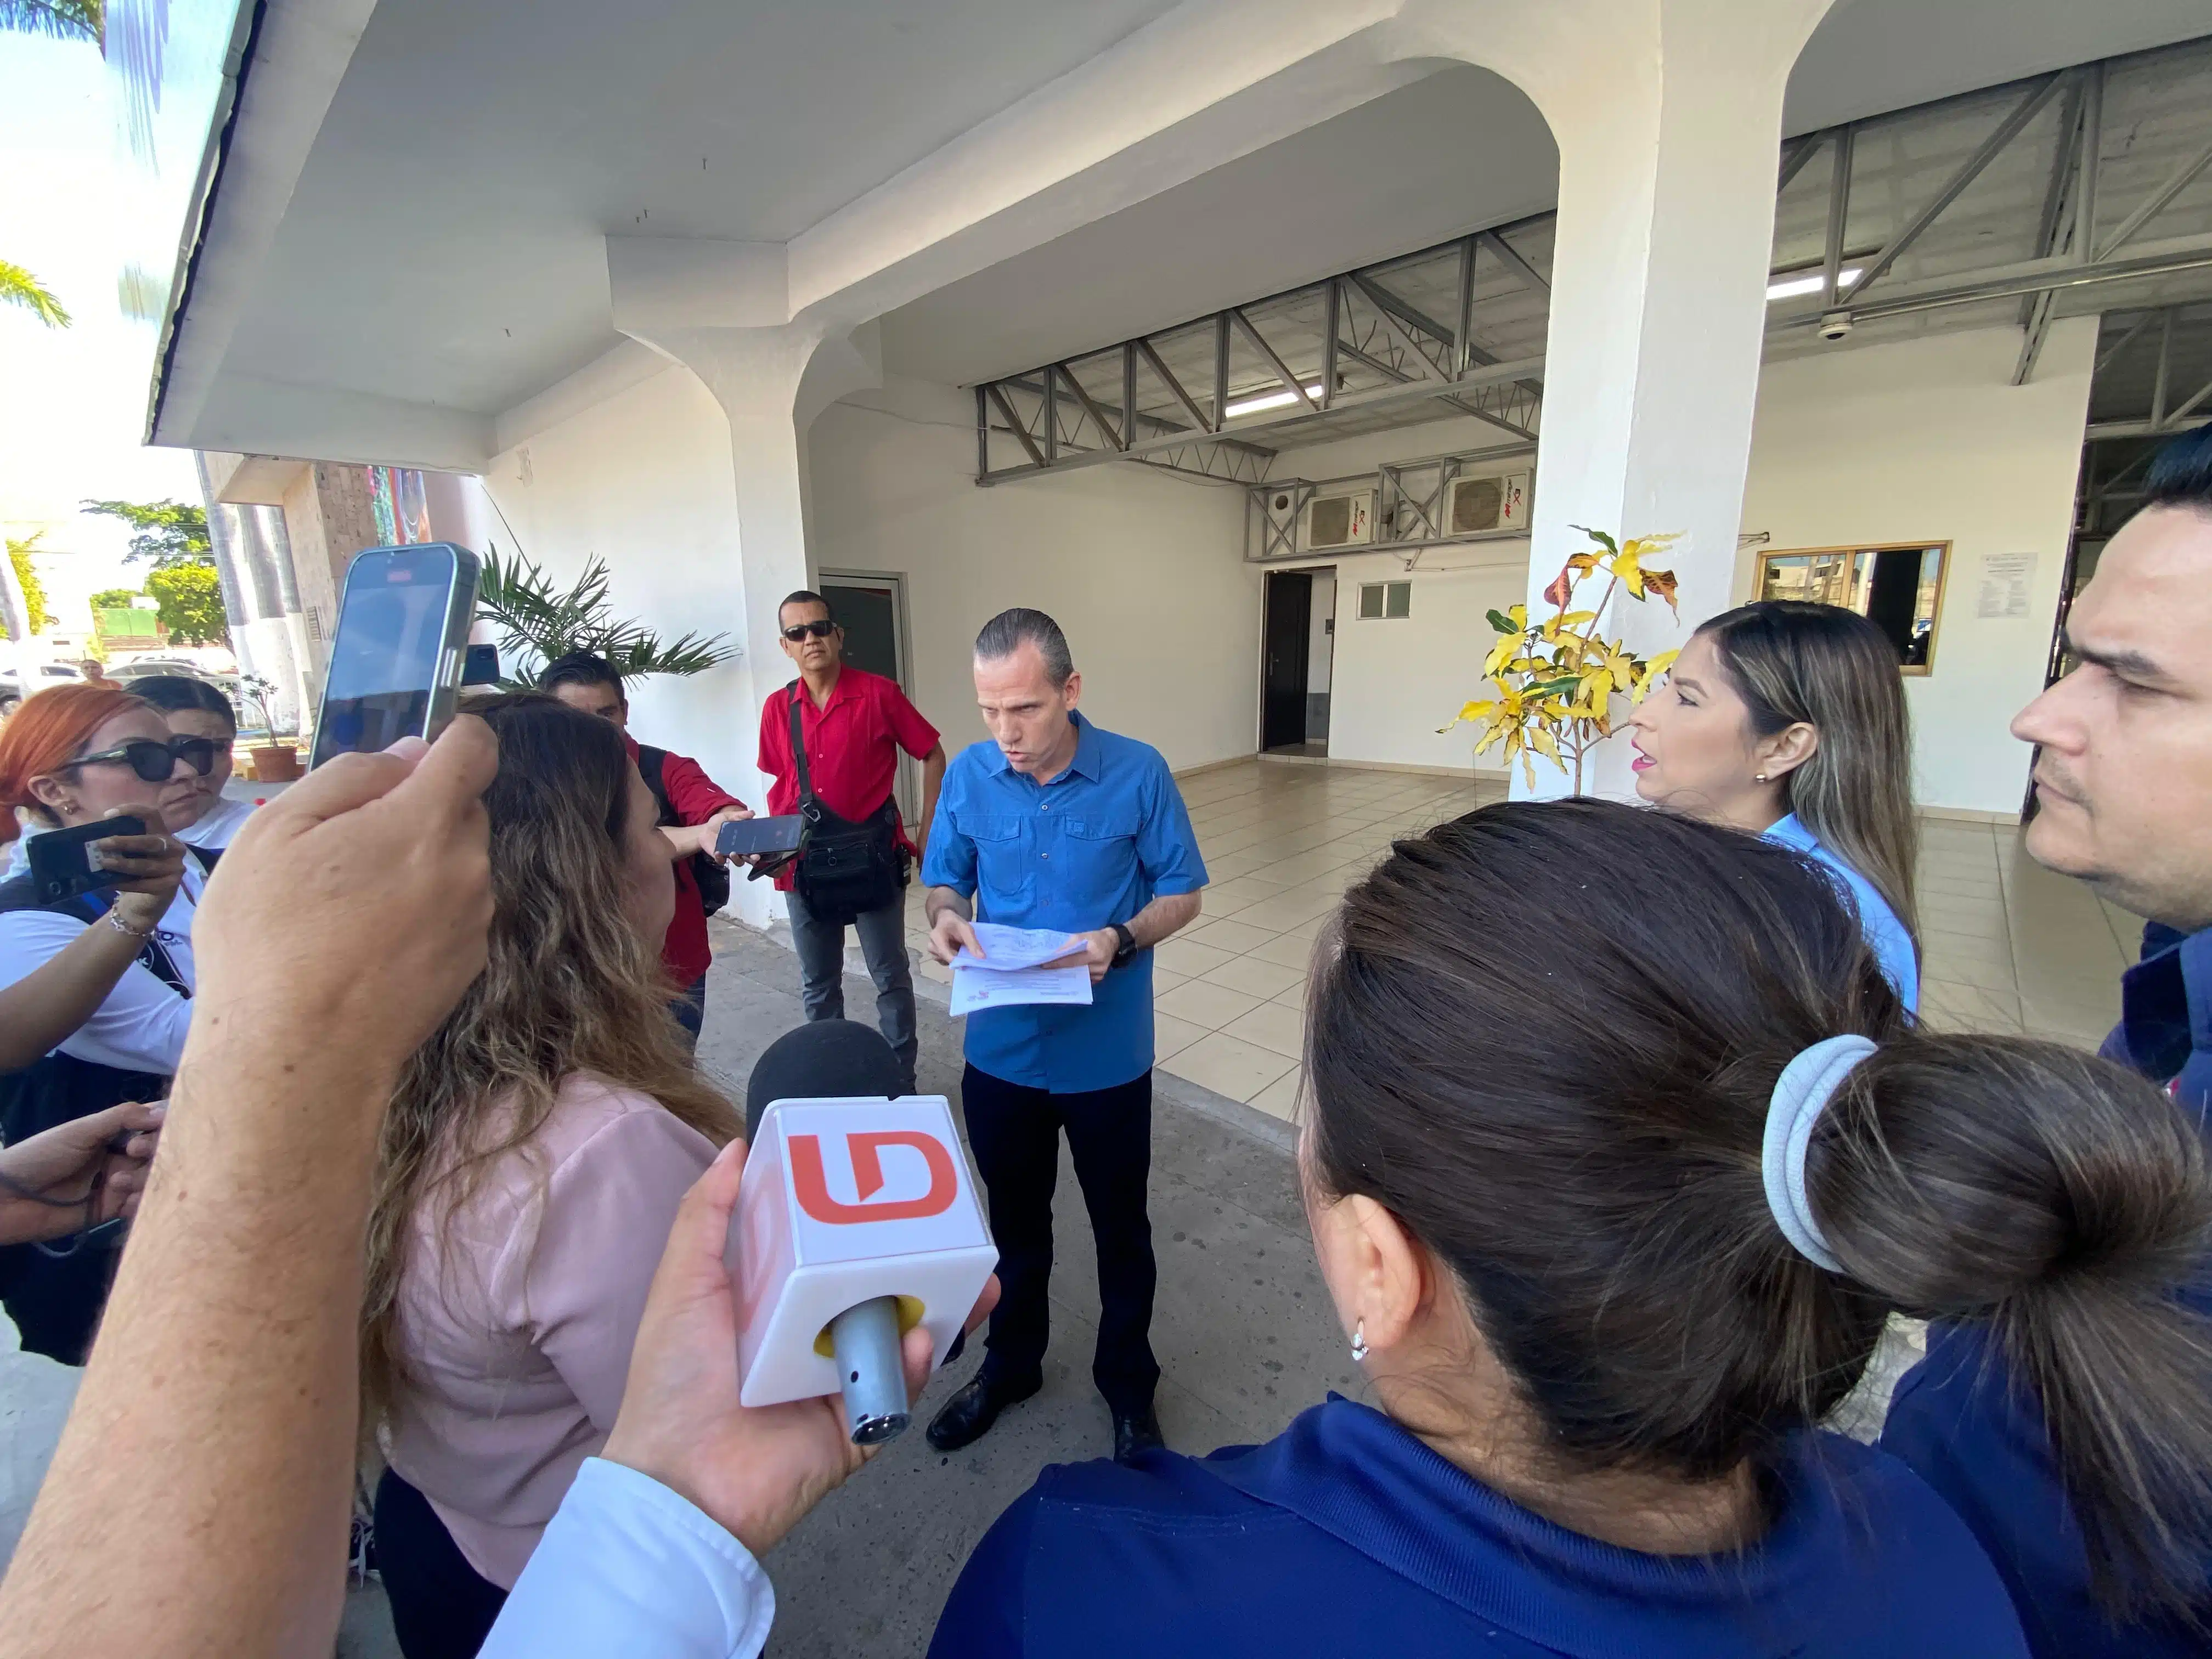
[790,1131,958,1224]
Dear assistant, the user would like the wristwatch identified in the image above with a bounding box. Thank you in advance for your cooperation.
[1109,922,1139,970]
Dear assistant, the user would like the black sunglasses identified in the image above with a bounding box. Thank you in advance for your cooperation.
[781,620,837,641]
[63,736,222,783]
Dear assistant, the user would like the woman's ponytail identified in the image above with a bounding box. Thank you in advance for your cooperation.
[1814,1034,2212,1618]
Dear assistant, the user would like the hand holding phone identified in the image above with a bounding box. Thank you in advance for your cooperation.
[310,543,482,770]
[715,816,804,859]
[28,815,153,905]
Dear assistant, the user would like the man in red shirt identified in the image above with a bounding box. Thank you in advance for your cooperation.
[539,652,752,1048]
[759,591,945,1091]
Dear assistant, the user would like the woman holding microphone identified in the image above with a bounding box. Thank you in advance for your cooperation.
[1627,598,1920,1009]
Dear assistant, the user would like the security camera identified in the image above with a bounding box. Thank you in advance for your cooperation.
[1818,311,1853,342]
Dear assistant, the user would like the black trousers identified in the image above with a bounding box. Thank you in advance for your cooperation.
[961,1062,1159,1415]
[374,1468,508,1659]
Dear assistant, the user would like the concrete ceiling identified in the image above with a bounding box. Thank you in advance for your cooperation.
[219,0,1186,415]
[184,0,2212,461]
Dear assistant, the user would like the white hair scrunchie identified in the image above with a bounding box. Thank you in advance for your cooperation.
[1760,1034,1877,1273]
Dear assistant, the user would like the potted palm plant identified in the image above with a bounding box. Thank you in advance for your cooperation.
[473,547,735,687]
[236,673,301,782]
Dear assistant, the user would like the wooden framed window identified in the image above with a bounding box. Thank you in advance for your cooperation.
[1754,541,1950,675]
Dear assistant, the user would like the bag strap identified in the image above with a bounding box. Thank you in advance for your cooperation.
[635,744,678,828]
[786,681,822,821]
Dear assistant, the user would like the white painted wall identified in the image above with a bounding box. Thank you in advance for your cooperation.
[476,363,763,816]
[1739,318,2096,816]
[1307,572,1335,694]
[1258,322,2096,811]
[804,377,1259,774]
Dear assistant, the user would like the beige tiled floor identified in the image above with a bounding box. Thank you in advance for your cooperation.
[907,759,2139,1124]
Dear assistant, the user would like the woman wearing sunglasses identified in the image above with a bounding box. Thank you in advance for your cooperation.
[0,684,215,1362]
[130,676,254,865]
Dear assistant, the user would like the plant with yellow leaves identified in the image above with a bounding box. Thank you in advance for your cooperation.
[1442,527,1684,793]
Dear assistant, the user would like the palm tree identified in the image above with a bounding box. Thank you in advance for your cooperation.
[0,1,101,42]
[476,547,736,689]
[0,261,71,327]
[1,1,101,331]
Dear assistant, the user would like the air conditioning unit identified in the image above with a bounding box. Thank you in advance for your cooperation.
[1304,490,1374,550]
[1447,472,1530,535]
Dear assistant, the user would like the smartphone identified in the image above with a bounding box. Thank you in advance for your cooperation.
[309,544,482,769]
[28,816,148,905]
[716,816,805,857]
[461,642,501,686]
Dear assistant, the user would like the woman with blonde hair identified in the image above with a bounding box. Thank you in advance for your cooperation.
[1627,599,1920,1011]
[360,694,738,1659]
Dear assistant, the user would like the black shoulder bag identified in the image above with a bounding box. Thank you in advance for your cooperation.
[787,681,906,926]
[637,744,731,918]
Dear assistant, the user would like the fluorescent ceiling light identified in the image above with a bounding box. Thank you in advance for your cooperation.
[1225,383,1327,419]
[1767,268,1861,301]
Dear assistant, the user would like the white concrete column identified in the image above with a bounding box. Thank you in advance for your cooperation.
[609,239,881,926]
[1404,0,1837,797]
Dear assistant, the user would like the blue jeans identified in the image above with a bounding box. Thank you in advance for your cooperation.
[668,973,707,1051]
[785,888,917,1091]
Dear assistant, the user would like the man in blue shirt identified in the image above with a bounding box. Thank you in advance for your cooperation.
[919,608,1206,1463]
[1881,426,2212,1656]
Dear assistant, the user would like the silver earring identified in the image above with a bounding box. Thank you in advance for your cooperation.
[1755,773,1768,782]
[1350,1321,1368,1364]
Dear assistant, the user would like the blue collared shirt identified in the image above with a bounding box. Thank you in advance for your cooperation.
[922,713,1206,1093]
[1764,813,1920,1013]
[1882,920,2212,1657]
[930,1396,2027,1658]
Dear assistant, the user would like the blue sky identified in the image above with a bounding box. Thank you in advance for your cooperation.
[0,4,235,619]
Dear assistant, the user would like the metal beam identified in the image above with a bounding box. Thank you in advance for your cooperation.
[1321,279,1340,409]
[2095,311,2156,374]
[2154,307,2174,427]
[2013,79,2081,386]
[1136,337,1211,436]
[1349,271,1455,365]
[2098,130,2212,262]
[1842,72,2064,303]
[1772,233,2212,331]
[1480,229,1548,294]
[2087,415,2212,441]
[1454,235,1475,375]
[1212,313,1230,432]
[1228,306,1317,413]
[2165,369,2212,430]
[985,381,1045,469]
[1054,361,1122,449]
[1777,132,1822,195]
[2075,59,2102,268]
[1822,125,1853,307]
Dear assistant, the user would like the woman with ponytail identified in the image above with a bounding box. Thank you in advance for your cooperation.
[932,800,2212,1658]
[0,684,216,1361]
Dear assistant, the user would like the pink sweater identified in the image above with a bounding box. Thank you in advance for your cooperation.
[381,1073,718,1588]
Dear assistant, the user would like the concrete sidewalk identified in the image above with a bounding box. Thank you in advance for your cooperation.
[343,921,1354,1657]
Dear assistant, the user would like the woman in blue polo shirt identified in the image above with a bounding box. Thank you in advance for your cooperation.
[1628,599,1920,1011]
[929,801,2212,1658]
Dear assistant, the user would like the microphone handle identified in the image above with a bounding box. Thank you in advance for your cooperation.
[828,1295,911,1445]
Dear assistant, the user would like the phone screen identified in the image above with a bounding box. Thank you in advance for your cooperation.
[311,546,463,769]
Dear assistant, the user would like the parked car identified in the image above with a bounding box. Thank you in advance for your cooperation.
[0,663,87,713]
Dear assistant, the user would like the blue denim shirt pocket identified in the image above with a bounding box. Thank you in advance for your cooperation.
[961,812,1032,918]
[1058,813,1141,916]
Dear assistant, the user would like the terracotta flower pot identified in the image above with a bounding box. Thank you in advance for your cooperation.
[249,743,302,783]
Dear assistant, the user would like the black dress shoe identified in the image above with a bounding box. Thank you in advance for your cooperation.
[1112,1403,1165,1464]
[926,1371,1040,1452]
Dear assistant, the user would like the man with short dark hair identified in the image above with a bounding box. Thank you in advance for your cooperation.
[921,607,1206,1463]
[1881,425,2212,1658]
[756,591,946,1093]
[539,651,751,1046]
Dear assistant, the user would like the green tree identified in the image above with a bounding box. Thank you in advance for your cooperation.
[0,260,70,328]
[81,499,212,568]
[145,561,227,646]
[89,586,140,611]
[0,535,52,637]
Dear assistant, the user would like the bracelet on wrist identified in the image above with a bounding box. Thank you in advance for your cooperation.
[106,908,155,940]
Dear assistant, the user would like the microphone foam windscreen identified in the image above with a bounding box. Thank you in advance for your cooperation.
[744,1019,906,1138]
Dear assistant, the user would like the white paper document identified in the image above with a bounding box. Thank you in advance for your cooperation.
[953,922,1084,973]
[948,963,1094,1016]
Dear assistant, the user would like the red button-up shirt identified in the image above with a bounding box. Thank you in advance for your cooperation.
[756,666,940,893]
[624,733,746,986]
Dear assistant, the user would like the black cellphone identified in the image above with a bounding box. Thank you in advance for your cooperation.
[716,816,805,857]
[28,816,149,905]
[461,642,501,686]
[309,543,482,770]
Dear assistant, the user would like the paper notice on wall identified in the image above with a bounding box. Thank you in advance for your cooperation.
[1976,553,2037,619]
